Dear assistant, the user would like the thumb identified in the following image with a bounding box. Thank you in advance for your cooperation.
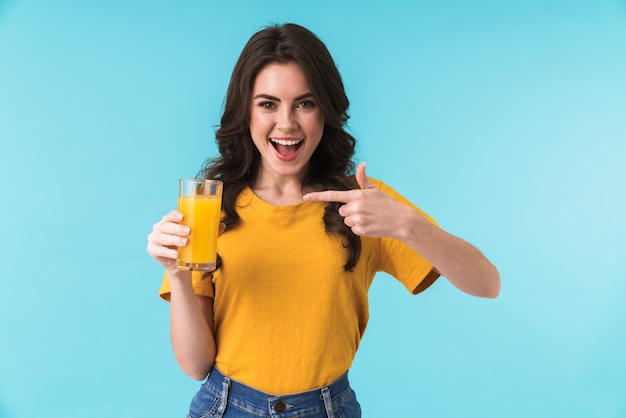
[356,162,375,190]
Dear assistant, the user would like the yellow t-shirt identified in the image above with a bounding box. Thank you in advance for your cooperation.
[159,179,439,394]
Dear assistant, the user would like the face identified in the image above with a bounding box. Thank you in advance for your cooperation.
[249,61,325,183]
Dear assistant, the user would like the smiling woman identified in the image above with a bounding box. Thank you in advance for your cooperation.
[249,62,325,188]
[146,22,499,418]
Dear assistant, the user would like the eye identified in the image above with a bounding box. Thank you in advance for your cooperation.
[257,101,276,109]
[297,100,316,109]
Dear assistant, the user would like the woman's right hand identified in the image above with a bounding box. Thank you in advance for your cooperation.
[146,210,189,271]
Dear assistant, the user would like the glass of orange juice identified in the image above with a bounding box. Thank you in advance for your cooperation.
[177,178,223,271]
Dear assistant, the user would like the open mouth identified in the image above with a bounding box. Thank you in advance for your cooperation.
[270,138,303,157]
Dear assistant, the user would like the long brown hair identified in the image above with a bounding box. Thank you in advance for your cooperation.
[201,23,361,271]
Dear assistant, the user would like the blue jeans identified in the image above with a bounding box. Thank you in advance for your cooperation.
[187,367,362,418]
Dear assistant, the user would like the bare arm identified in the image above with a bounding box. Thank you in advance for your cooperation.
[393,204,500,298]
[147,211,218,379]
[168,269,217,380]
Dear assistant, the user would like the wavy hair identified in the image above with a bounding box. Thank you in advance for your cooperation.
[201,23,361,271]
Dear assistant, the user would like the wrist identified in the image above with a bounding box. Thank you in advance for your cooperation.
[395,204,421,240]
[395,204,436,244]
[167,268,192,283]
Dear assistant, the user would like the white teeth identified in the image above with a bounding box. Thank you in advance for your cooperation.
[270,138,303,146]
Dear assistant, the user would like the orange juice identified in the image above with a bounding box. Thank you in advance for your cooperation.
[177,194,222,271]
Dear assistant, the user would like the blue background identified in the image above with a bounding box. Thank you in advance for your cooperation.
[1,1,625,417]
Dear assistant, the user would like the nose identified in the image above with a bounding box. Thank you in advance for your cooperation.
[276,107,298,131]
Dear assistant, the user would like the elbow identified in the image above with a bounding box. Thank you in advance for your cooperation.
[482,265,501,299]
[450,266,501,299]
[483,286,500,299]
[465,264,500,299]
[183,362,214,381]
[470,284,499,299]
[173,341,216,381]
[491,281,501,299]
[176,355,215,381]
[188,370,211,381]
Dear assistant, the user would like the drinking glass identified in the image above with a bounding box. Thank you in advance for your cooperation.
[177,178,223,271]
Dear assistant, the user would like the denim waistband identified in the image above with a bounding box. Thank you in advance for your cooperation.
[205,366,352,417]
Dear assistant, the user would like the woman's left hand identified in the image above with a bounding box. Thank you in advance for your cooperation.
[303,162,416,239]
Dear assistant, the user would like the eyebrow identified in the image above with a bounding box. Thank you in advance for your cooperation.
[252,93,314,102]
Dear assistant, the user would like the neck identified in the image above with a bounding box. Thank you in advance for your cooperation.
[251,170,312,206]
[252,180,305,206]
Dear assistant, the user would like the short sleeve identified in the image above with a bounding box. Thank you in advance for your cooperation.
[374,180,440,295]
[158,270,215,301]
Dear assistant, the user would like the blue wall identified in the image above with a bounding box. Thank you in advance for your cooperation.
[1,1,625,417]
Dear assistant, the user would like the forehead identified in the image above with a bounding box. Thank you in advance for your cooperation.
[252,62,311,95]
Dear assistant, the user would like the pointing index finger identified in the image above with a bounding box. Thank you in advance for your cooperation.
[303,189,357,203]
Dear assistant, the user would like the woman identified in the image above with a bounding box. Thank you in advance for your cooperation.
[147,23,500,418]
